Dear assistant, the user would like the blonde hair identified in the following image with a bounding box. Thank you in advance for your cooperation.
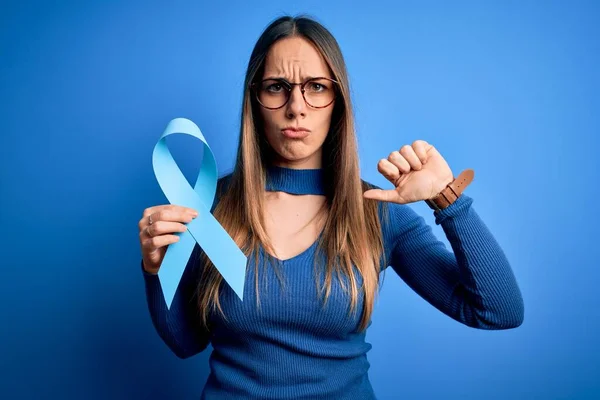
[197,15,387,332]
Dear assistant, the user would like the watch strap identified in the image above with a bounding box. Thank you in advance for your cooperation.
[425,169,474,211]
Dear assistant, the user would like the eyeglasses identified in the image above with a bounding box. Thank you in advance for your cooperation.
[250,77,339,109]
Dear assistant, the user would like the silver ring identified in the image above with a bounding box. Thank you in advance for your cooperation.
[148,214,154,225]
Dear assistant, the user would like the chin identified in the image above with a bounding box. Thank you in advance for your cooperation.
[273,146,318,164]
[265,132,324,165]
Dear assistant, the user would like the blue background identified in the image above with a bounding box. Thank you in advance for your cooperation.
[2,1,598,399]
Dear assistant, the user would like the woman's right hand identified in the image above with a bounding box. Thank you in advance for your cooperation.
[138,205,198,274]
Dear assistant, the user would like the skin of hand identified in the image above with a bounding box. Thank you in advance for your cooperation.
[138,205,198,274]
[363,140,454,204]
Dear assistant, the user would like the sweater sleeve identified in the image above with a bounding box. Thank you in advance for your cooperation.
[141,175,233,357]
[141,243,211,358]
[385,194,524,329]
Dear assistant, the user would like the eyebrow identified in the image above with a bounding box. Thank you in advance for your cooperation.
[263,75,322,81]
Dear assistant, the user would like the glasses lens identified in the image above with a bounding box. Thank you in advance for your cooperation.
[257,79,289,108]
[304,78,336,107]
[255,78,337,108]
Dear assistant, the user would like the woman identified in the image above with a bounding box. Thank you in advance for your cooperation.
[137,15,524,400]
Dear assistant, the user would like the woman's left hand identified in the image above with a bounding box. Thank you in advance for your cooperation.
[363,140,454,204]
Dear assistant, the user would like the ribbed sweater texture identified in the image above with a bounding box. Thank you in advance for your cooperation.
[142,166,524,399]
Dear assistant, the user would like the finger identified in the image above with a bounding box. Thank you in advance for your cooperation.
[139,208,196,230]
[412,140,430,164]
[142,204,198,219]
[141,234,181,253]
[377,158,402,185]
[141,220,188,239]
[399,144,423,170]
[140,205,170,230]
[363,189,405,203]
[168,204,199,216]
[155,208,198,224]
[387,151,411,175]
[142,204,169,219]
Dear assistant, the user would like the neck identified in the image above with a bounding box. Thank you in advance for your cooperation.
[265,164,325,195]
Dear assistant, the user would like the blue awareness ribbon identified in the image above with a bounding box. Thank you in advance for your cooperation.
[152,117,247,307]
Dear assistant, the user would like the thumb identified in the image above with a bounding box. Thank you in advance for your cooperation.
[363,189,399,203]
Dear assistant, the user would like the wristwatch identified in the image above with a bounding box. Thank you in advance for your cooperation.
[425,169,475,212]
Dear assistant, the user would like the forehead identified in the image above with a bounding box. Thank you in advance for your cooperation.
[263,36,330,78]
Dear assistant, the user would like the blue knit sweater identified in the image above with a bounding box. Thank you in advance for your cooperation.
[142,166,524,399]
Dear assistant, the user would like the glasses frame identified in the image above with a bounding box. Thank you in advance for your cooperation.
[250,77,339,110]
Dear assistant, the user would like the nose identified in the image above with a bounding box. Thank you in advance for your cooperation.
[285,85,306,119]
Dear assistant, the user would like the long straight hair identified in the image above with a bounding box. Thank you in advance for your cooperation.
[197,15,387,332]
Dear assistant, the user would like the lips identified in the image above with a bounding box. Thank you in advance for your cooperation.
[281,128,310,139]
